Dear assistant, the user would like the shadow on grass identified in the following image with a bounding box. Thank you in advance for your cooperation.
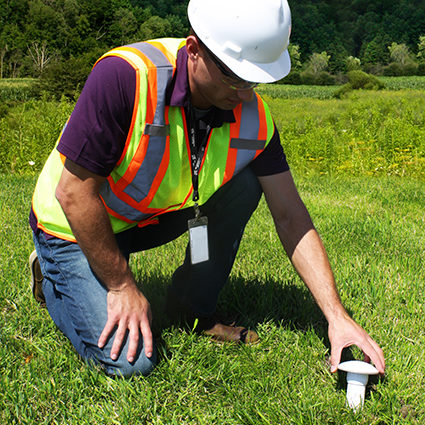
[139,274,360,368]
[134,274,389,396]
[220,277,387,393]
[140,276,329,335]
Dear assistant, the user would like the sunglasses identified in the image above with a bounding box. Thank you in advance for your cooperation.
[199,39,258,90]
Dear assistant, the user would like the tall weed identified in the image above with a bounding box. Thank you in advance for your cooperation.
[379,76,425,90]
[257,84,337,99]
[0,98,73,175]
[0,79,37,103]
[270,90,425,179]
[1,86,424,180]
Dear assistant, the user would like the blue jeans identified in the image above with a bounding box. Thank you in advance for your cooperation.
[33,167,262,377]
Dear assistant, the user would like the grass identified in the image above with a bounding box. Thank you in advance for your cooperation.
[1,173,424,424]
[265,90,425,180]
[257,84,338,100]
[0,78,37,102]
[256,76,425,99]
[1,89,424,180]
[378,76,425,90]
[0,99,73,175]
[1,77,425,422]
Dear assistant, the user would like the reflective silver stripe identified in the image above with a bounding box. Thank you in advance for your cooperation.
[144,124,170,137]
[127,42,174,126]
[123,133,167,202]
[100,181,153,222]
[233,96,262,175]
[122,42,174,202]
[128,42,172,69]
[151,66,174,125]
[230,138,266,150]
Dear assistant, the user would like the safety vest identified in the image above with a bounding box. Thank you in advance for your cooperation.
[32,38,275,242]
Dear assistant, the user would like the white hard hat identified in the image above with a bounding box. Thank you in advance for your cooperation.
[188,0,291,83]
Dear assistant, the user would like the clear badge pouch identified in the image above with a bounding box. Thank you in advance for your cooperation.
[188,216,209,264]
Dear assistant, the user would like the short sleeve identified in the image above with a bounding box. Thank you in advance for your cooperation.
[250,124,290,176]
[57,56,137,177]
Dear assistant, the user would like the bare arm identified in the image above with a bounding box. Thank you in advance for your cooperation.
[258,171,385,374]
[55,159,153,361]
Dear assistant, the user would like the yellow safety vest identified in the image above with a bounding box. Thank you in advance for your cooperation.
[32,38,275,241]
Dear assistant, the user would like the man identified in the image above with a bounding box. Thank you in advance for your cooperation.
[29,0,385,377]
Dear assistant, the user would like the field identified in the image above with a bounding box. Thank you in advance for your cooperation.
[1,78,424,179]
[0,79,37,103]
[1,77,425,423]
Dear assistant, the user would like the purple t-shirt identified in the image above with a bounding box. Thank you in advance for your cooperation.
[30,45,289,232]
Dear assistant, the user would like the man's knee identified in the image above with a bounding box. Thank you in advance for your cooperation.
[92,347,158,378]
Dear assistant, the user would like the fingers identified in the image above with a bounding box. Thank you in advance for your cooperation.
[362,339,385,375]
[140,317,153,358]
[351,333,385,374]
[110,321,128,361]
[127,316,153,361]
[329,333,385,375]
[126,321,139,363]
[330,345,343,373]
[97,316,128,361]
[328,319,386,375]
[98,318,116,350]
[98,312,154,362]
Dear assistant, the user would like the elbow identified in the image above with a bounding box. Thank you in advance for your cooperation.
[273,205,315,240]
[55,181,73,212]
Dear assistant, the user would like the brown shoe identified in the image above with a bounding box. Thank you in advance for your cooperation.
[29,251,45,306]
[202,322,259,344]
[197,317,259,344]
[165,291,259,344]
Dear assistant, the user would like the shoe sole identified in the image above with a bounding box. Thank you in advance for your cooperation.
[29,250,46,306]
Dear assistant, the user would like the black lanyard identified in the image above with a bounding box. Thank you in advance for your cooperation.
[188,102,212,205]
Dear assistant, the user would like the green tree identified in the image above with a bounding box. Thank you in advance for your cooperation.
[417,36,425,62]
[327,41,349,73]
[388,42,415,66]
[110,8,138,45]
[0,23,25,78]
[361,33,390,65]
[287,44,302,71]
[25,0,65,46]
[306,51,330,74]
[138,15,173,41]
[345,56,361,71]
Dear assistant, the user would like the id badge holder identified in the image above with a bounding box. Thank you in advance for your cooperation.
[188,216,209,264]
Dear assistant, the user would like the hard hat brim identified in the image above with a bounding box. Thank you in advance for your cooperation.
[217,49,291,84]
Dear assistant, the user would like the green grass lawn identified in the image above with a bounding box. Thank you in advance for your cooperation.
[1,174,424,424]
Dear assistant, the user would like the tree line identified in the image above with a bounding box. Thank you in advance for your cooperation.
[1,0,424,94]
[288,0,425,84]
[0,0,188,78]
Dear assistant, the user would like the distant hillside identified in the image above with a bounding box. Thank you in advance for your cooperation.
[1,0,424,79]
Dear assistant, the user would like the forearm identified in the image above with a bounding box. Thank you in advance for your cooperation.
[276,221,349,323]
[55,161,135,291]
[60,194,134,290]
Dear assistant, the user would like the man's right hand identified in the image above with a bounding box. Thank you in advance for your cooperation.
[98,283,153,362]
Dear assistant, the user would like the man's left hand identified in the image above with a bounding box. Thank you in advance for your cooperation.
[328,315,385,375]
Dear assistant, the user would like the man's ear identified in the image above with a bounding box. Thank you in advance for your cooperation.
[186,35,201,61]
